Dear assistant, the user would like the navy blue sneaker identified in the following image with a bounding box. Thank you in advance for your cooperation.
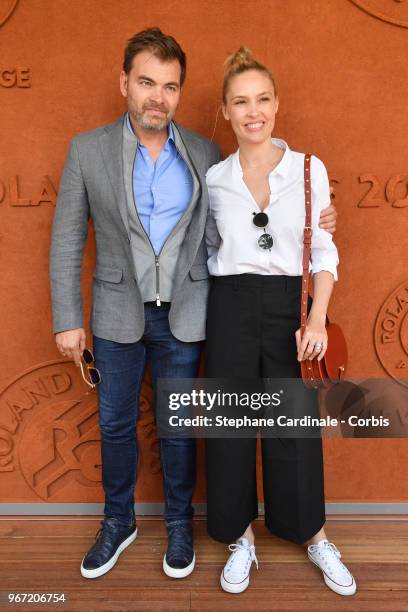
[80,517,137,578]
[163,521,195,578]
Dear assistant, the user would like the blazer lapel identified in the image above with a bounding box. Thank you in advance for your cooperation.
[171,123,210,293]
[98,114,130,238]
[173,123,209,240]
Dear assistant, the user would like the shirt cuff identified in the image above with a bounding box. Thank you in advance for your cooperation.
[311,265,338,282]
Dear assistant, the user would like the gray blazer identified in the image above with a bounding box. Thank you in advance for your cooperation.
[49,114,221,343]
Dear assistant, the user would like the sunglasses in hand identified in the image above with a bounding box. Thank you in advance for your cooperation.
[79,348,102,388]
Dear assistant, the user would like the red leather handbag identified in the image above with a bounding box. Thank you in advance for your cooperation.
[300,154,348,389]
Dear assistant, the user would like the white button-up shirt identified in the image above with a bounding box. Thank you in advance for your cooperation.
[205,138,339,280]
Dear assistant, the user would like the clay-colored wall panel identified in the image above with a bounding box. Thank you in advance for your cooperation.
[1,0,408,505]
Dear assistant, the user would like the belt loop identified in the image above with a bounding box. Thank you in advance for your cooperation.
[234,275,239,292]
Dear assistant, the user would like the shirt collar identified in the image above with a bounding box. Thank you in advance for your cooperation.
[126,112,175,148]
[270,138,291,177]
[233,137,292,179]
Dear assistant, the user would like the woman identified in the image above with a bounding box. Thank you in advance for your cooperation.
[204,48,356,597]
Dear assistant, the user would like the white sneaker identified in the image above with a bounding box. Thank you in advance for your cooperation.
[307,539,356,596]
[220,537,258,594]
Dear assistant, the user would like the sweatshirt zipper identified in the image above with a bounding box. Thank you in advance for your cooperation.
[131,205,162,305]
[155,256,161,306]
[130,130,199,306]
[130,150,163,304]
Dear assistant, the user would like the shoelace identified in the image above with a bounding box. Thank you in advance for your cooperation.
[324,542,341,558]
[167,524,192,562]
[312,541,352,577]
[94,521,105,542]
[310,541,340,557]
[227,541,259,570]
[92,519,124,551]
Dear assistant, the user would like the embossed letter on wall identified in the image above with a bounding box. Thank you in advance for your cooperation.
[375,281,408,388]
[0,176,57,207]
[0,361,101,503]
[358,174,408,208]
[0,67,30,88]
[329,174,408,209]
[0,360,160,500]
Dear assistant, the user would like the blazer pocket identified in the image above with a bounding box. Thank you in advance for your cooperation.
[93,265,123,283]
[189,263,209,281]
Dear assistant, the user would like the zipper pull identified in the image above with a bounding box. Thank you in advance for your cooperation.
[155,256,161,306]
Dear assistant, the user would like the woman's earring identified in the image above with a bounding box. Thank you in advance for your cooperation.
[210,105,223,142]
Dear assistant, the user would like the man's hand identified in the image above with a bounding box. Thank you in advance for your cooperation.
[318,204,337,233]
[318,190,337,234]
[55,328,86,366]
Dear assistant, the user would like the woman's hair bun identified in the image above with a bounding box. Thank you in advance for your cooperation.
[222,47,277,102]
[224,47,254,73]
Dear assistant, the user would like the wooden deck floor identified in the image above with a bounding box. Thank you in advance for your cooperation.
[0,518,407,611]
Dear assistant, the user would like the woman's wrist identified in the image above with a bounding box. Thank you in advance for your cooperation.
[307,310,327,326]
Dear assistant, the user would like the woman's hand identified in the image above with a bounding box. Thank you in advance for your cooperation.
[295,317,328,362]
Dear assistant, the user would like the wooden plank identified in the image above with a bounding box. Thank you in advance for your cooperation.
[0,520,407,611]
[190,589,408,611]
[0,590,190,611]
[1,517,408,538]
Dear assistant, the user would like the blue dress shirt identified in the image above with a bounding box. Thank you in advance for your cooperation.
[126,113,193,255]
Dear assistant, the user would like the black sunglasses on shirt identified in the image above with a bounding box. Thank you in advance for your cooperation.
[252,212,273,251]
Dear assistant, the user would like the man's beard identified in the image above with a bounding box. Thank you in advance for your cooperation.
[134,103,171,132]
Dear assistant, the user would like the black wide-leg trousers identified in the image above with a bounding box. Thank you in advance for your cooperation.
[205,274,326,545]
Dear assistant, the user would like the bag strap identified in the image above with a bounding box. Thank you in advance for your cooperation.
[301,154,312,336]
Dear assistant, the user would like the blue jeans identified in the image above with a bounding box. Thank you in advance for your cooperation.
[93,303,202,527]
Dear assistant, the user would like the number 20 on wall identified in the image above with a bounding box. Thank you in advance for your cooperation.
[358,175,408,208]
[330,175,408,208]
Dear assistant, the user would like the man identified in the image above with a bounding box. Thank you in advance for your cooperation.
[50,27,337,580]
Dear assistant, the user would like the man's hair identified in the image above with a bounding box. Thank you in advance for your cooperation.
[123,27,186,85]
